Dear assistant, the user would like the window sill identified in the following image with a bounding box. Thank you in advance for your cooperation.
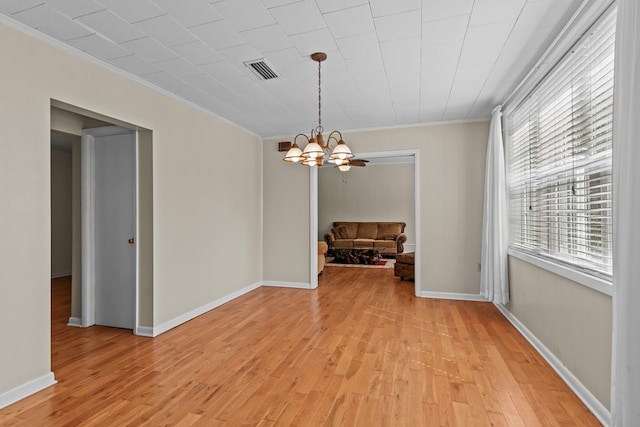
[507,248,613,296]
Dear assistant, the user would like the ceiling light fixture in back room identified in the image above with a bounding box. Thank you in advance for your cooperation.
[283,52,354,169]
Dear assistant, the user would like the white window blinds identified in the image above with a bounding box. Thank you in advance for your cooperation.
[506,7,615,277]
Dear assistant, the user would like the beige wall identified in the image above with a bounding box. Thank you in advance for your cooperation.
[50,149,72,277]
[264,121,488,293]
[318,163,415,244]
[505,256,612,409]
[0,20,262,395]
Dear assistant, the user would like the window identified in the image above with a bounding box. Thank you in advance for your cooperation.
[506,7,615,278]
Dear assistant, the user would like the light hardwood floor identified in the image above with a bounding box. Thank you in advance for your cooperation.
[1,267,600,426]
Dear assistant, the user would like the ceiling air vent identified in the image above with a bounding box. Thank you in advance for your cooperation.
[244,59,279,80]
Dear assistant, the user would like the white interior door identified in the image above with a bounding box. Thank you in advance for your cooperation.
[92,129,136,329]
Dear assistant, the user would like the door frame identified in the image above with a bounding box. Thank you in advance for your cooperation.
[311,149,420,295]
[81,126,139,331]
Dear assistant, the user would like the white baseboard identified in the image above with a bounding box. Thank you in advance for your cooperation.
[262,281,312,289]
[403,244,416,253]
[0,372,56,410]
[51,272,71,279]
[152,281,262,337]
[67,317,82,327]
[135,326,153,337]
[494,304,611,427]
[417,291,489,302]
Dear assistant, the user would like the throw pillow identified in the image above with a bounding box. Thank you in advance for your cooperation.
[332,225,349,239]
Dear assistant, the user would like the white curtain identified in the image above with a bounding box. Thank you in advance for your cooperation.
[480,106,509,304]
[611,0,640,425]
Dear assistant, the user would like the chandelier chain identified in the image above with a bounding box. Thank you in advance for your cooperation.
[317,59,322,132]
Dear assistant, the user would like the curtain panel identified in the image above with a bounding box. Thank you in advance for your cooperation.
[480,106,509,304]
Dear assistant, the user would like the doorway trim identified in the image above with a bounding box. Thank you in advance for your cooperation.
[311,149,420,295]
[81,126,139,331]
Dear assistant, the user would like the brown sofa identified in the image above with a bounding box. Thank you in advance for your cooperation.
[323,221,407,257]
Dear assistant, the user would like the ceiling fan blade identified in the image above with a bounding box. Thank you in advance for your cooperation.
[349,159,369,167]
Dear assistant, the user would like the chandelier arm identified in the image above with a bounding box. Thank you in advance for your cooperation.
[294,133,311,145]
[325,131,341,151]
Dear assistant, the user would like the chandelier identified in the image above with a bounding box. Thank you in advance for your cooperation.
[283,52,354,168]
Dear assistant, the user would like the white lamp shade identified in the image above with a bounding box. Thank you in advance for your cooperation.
[283,143,303,162]
[328,140,353,163]
[302,156,323,167]
[338,164,351,171]
[302,141,324,159]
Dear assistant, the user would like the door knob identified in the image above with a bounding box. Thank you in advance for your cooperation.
[128,238,135,244]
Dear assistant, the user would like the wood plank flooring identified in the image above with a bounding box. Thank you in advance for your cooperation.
[1,267,601,426]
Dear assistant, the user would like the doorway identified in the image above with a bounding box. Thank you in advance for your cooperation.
[50,100,154,336]
[312,149,420,295]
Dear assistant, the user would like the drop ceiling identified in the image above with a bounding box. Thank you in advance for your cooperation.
[0,0,583,138]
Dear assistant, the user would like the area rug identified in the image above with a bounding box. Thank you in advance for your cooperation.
[326,257,395,269]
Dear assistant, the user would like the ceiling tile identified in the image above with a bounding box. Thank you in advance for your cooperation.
[315,0,368,14]
[95,0,164,23]
[269,0,325,36]
[380,36,420,63]
[457,44,502,74]
[0,0,42,15]
[109,54,160,75]
[335,32,380,59]
[44,0,105,18]
[66,34,130,60]
[422,0,473,22]
[77,9,146,44]
[241,24,293,53]
[462,20,514,50]
[183,73,225,93]
[153,57,202,77]
[199,60,244,80]
[170,40,221,65]
[213,0,274,31]
[152,0,222,27]
[468,0,526,27]
[263,47,307,71]
[290,28,338,57]
[323,4,374,39]
[370,0,420,17]
[346,55,386,77]
[422,40,463,64]
[119,37,178,63]
[259,0,299,8]
[512,1,563,32]
[216,44,261,68]
[142,71,187,89]
[420,60,457,88]
[12,4,92,41]
[422,15,469,45]
[189,20,247,50]
[374,9,421,42]
[135,15,197,47]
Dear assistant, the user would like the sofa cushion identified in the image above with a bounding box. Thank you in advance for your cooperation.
[377,223,402,240]
[357,223,378,239]
[373,240,396,249]
[333,239,353,249]
[353,238,374,248]
[331,225,349,239]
